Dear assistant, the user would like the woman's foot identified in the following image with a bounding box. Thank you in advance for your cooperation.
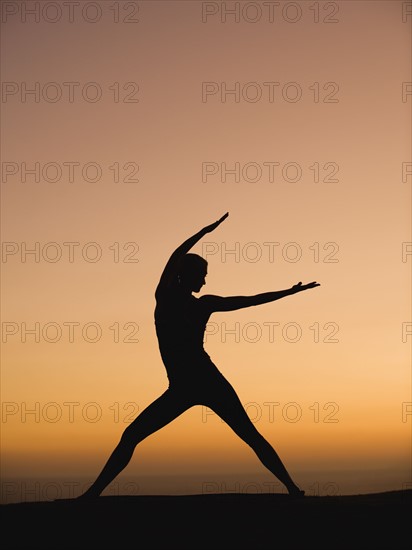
[76,489,101,500]
[289,489,305,498]
[287,484,305,498]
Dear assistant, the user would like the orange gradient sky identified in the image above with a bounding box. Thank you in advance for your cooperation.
[1,0,411,500]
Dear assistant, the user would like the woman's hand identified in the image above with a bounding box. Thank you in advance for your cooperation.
[291,281,320,293]
[203,212,229,234]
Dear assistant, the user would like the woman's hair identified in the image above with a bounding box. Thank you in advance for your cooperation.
[177,253,208,278]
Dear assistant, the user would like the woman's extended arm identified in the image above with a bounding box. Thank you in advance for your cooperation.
[155,212,228,296]
[201,281,320,312]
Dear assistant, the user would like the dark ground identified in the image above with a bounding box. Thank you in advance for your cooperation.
[1,490,411,549]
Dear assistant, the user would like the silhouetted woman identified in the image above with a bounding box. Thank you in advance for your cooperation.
[79,213,319,498]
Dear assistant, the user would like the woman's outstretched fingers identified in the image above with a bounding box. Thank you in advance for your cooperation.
[292,281,320,292]
[204,212,229,234]
[304,281,320,289]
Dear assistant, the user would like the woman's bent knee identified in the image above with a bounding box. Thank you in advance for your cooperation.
[244,428,268,450]
[120,424,141,447]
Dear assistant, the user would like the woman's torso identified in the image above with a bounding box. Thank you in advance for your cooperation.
[154,289,215,383]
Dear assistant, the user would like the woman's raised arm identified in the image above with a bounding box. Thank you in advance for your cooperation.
[155,212,228,296]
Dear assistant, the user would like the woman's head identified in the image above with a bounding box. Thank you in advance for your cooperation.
[177,254,208,292]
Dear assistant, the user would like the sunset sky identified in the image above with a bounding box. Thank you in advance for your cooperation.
[1,0,411,502]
